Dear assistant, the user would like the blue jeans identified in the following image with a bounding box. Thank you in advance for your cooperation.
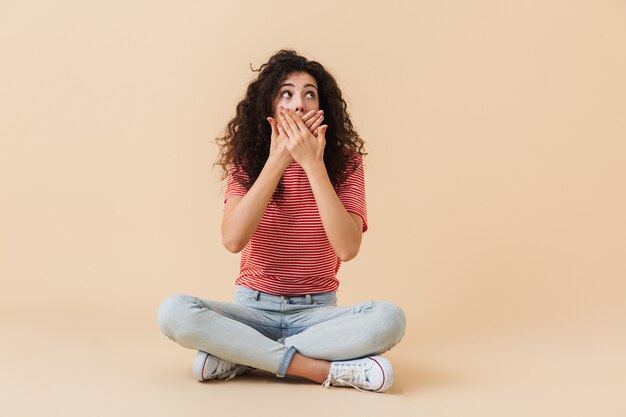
[158,285,406,378]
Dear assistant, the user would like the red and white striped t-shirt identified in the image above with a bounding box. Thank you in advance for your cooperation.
[224,154,368,295]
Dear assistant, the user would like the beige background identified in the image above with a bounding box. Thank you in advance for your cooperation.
[1,0,625,415]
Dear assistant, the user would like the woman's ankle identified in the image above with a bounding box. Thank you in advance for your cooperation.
[286,353,331,383]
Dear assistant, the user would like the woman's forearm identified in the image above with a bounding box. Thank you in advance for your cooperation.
[303,161,362,261]
[221,157,287,253]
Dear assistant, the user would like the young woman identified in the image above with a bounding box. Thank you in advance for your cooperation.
[158,50,406,393]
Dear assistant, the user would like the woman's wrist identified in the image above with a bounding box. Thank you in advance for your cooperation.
[301,159,325,175]
[266,154,291,172]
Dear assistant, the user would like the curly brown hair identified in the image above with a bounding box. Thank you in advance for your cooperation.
[213,49,367,201]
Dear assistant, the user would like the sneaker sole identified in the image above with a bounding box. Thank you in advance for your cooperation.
[193,351,211,381]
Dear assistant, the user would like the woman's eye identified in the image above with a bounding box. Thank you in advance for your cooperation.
[306,91,316,98]
[281,91,292,98]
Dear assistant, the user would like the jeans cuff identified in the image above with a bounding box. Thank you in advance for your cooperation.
[276,346,297,378]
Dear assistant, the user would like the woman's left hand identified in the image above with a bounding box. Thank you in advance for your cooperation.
[278,108,328,171]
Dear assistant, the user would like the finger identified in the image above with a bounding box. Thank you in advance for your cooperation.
[276,106,289,130]
[278,112,292,137]
[309,113,324,133]
[304,111,322,129]
[316,125,328,148]
[317,125,328,142]
[267,117,278,139]
[300,109,317,124]
[277,122,289,140]
[281,110,299,135]
[276,118,286,135]
[287,110,309,132]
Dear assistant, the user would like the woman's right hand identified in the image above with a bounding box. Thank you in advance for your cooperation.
[300,109,325,137]
[267,116,294,170]
[266,109,324,170]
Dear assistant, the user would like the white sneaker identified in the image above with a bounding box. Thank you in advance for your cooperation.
[322,356,393,392]
[193,351,255,381]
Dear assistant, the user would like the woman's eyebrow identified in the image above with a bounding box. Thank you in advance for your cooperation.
[280,83,318,91]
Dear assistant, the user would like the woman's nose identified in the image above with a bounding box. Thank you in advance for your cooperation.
[293,101,305,115]
[292,97,304,115]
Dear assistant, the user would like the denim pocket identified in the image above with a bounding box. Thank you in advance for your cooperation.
[233,285,258,304]
[311,292,337,307]
[233,296,257,303]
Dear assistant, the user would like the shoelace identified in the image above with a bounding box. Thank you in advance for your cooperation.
[322,362,370,392]
[211,359,253,381]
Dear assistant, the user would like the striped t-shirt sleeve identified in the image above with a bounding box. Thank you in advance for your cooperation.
[224,163,248,203]
[336,153,368,233]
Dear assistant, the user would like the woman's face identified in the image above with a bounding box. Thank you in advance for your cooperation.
[272,71,320,120]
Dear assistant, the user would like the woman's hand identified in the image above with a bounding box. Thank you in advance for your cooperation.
[266,116,294,171]
[300,109,325,137]
[278,108,328,172]
[277,106,324,136]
